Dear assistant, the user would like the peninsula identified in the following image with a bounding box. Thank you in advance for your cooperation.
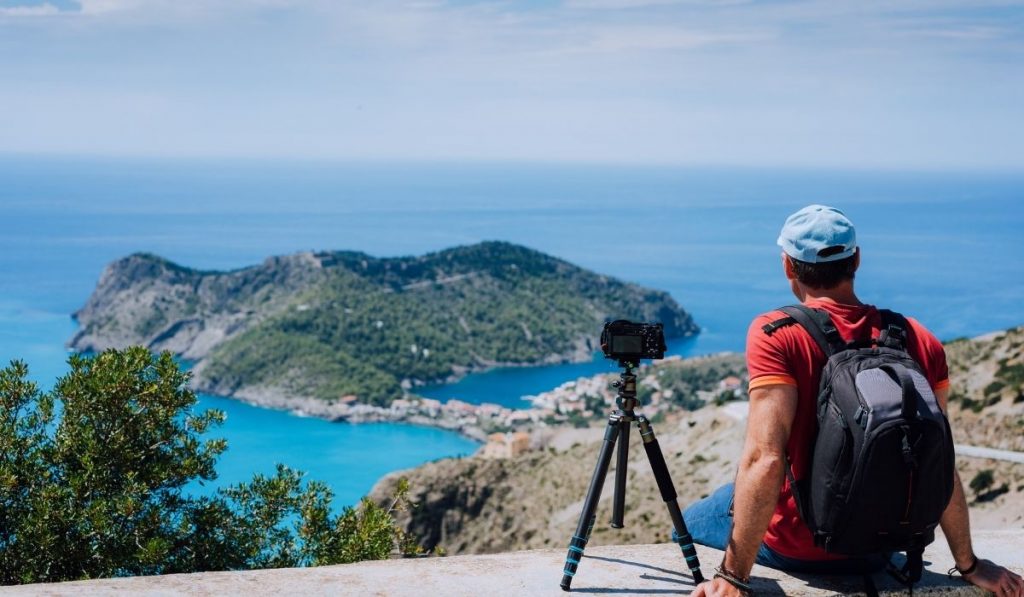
[69,242,698,411]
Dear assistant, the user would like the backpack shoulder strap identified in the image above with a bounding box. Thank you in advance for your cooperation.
[761,315,797,336]
[777,304,845,357]
[878,309,909,351]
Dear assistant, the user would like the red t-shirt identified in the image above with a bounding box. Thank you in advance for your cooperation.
[745,299,950,560]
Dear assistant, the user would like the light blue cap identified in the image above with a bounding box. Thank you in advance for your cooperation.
[777,204,857,263]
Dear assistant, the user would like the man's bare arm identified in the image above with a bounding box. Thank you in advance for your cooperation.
[935,386,1023,597]
[721,383,798,577]
[932,387,973,567]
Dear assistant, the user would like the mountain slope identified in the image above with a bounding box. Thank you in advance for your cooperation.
[944,325,1024,451]
[371,325,1024,555]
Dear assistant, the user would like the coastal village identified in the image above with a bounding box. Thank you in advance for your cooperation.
[329,353,750,453]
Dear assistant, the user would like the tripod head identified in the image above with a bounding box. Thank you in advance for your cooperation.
[612,360,639,412]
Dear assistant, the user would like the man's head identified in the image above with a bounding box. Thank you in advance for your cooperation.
[777,204,860,296]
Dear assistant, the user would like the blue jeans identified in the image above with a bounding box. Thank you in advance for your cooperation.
[678,483,889,575]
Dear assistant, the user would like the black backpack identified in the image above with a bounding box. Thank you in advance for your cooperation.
[762,305,955,585]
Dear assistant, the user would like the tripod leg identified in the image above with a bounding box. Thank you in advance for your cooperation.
[560,415,622,591]
[636,416,705,584]
[610,417,629,528]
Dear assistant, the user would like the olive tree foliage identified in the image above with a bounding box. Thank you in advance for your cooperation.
[0,348,422,586]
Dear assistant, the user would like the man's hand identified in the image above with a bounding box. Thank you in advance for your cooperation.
[693,577,749,597]
[962,559,1024,597]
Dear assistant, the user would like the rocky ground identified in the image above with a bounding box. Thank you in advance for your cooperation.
[13,531,1021,596]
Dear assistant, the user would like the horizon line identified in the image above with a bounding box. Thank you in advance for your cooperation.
[2,150,1023,177]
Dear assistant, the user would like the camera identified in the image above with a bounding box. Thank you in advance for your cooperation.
[600,320,666,361]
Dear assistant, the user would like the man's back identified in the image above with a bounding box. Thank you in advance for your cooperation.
[745,298,950,560]
[688,205,1021,597]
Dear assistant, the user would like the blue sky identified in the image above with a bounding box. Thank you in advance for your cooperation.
[0,0,1021,170]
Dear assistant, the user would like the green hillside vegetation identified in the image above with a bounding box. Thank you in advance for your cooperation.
[561,354,748,427]
[639,353,747,410]
[73,242,697,407]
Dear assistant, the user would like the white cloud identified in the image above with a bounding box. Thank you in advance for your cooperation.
[71,0,310,20]
[566,0,752,9]
[0,3,61,17]
[560,25,770,53]
[0,0,1020,169]
[902,25,1009,40]
[77,0,138,14]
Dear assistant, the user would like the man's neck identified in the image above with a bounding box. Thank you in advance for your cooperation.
[798,283,862,306]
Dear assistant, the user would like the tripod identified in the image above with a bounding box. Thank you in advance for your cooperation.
[559,360,704,591]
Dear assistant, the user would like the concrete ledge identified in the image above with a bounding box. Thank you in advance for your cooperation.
[6,531,1021,596]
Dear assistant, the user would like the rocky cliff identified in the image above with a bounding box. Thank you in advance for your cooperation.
[70,252,323,360]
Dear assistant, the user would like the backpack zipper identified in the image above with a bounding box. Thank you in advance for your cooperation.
[902,470,914,524]
[901,425,915,524]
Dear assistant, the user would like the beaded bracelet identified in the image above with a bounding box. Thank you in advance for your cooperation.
[947,554,979,579]
[714,566,753,595]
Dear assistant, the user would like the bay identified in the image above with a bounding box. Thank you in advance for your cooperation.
[190,394,478,505]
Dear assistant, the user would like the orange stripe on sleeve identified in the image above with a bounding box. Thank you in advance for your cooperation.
[749,374,798,391]
[933,379,950,392]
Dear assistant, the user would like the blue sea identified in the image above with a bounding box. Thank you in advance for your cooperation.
[2,155,1022,505]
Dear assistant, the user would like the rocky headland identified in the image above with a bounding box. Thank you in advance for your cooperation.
[69,241,698,412]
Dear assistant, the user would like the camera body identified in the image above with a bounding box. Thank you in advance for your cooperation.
[600,320,666,362]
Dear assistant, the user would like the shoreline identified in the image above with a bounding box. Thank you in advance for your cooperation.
[189,352,710,445]
[193,383,501,443]
[77,319,696,444]
[185,346,613,443]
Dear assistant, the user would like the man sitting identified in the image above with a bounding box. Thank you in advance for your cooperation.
[685,205,1022,597]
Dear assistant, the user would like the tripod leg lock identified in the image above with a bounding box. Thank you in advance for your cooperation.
[676,531,698,560]
[675,528,705,583]
[560,529,592,590]
[636,415,656,443]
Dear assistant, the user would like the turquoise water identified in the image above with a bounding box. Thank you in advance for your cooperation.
[418,336,700,409]
[190,395,477,503]
[2,156,1022,503]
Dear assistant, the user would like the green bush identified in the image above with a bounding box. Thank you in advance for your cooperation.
[997,362,1024,387]
[566,411,590,429]
[969,469,995,497]
[983,380,1005,397]
[0,349,422,585]
[959,397,985,413]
